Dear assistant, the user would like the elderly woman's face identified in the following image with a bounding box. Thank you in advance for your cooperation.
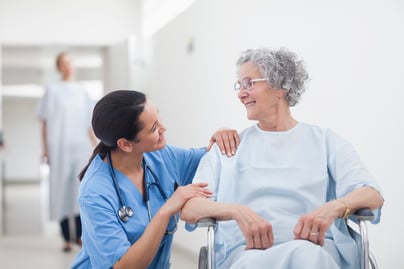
[237,62,278,121]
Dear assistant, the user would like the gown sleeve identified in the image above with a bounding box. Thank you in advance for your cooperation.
[190,144,222,200]
[326,129,382,223]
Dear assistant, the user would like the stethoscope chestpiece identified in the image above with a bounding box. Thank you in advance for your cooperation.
[118,206,134,222]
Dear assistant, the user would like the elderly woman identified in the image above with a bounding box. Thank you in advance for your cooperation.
[180,48,384,269]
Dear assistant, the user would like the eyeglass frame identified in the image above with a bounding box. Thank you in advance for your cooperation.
[234,77,270,91]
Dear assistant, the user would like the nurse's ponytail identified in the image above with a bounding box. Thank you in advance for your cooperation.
[78,141,111,181]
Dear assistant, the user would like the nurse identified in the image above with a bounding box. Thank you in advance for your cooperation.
[70,90,239,269]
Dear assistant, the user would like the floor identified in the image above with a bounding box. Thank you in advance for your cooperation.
[0,181,196,268]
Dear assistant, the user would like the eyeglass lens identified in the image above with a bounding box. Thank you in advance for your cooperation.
[234,77,254,91]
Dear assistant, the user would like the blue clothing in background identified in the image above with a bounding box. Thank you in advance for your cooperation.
[71,145,205,269]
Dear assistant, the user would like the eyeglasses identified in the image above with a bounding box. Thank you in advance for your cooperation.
[234,77,269,91]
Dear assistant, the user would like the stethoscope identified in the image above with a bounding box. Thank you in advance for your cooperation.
[107,152,178,234]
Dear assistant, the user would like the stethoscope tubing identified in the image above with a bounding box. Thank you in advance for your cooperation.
[107,152,128,212]
[107,151,170,223]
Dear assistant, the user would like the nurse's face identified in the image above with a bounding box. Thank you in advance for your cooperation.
[134,99,167,152]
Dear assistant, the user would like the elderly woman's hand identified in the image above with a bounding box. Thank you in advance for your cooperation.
[233,205,274,250]
[207,128,240,157]
[293,200,343,246]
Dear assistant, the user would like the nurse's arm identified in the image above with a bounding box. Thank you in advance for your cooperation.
[207,128,240,157]
[113,207,172,269]
[181,197,274,250]
[113,183,211,269]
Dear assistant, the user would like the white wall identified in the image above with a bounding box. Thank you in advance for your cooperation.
[0,0,141,181]
[0,0,140,45]
[147,0,404,267]
[2,97,41,181]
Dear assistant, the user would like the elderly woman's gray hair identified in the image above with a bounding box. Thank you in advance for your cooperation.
[236,48,309,106]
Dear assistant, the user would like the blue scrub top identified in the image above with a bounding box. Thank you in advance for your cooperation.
[71,145,206,269]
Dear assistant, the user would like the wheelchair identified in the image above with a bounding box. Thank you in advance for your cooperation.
[197,208,378,269]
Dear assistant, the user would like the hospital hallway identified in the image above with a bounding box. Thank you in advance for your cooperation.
[0,181,196,268]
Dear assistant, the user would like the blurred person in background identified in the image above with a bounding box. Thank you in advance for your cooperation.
[37,52,96,252]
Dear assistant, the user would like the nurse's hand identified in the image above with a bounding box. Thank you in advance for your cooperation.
[163,183,212,216]
[207,128,240,157]
[293,200,341,246]
[233,205,274,250]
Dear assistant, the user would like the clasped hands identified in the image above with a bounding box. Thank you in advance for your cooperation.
[235,202,337,250]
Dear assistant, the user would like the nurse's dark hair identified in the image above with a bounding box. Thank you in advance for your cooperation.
[78,90,147,181]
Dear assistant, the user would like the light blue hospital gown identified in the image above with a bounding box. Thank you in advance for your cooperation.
[37,82,94,221]
[188,122,381,269]
[71,145,205,269]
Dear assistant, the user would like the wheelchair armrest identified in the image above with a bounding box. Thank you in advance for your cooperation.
[197,217,217,228]
[351,207,375,222]
[348,208,379,269]
[196,217,217,269]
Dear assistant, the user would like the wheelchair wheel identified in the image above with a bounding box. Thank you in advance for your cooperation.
[198,246,208,269]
